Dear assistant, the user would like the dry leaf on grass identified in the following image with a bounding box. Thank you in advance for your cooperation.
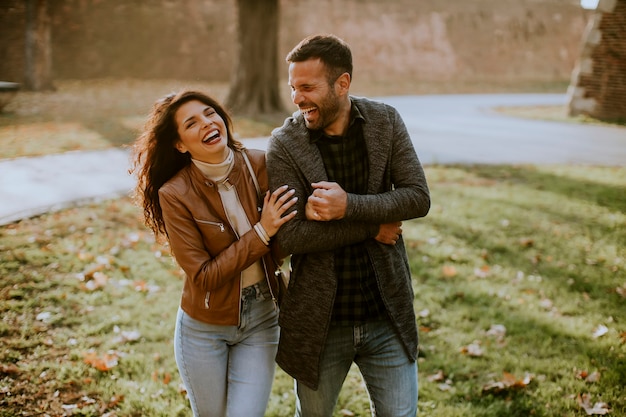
[460,341,484,357]
[82,350,120,371]
[485,324,507,342]
[0,363,20,376]
[151,369,172,385]
[482,371,533,394]
[592,324,609,338]
[82,271,109,291]
[473,265,491,278]
[111,329,141,345]
[577,393,611,415]
[427,370,445,382]
[442,265,457,278]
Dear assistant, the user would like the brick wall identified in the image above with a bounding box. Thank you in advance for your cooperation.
[568,0,626,122]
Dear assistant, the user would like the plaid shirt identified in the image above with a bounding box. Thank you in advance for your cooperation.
[310,104,387,325]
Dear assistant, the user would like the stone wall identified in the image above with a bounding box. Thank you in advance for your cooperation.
[0,0,590,90]
[568,0,626,121]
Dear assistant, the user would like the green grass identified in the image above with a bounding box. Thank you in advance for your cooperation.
[1,78,624,415]
[1,164,624,416]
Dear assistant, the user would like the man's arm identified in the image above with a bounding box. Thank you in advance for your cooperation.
[266,137,379,255]
[304,182,402,245]
[345,106,430,223]
[303,106,429,225]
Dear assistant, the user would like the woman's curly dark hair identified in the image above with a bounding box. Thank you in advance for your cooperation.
[130,90,243,238]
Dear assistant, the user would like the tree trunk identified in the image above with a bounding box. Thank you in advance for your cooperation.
[225,0,285,118]
[25,0,54,91]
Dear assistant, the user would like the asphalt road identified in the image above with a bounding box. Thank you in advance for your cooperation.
[378,93,626,165]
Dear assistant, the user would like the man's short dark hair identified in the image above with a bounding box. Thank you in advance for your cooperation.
[286,34,353,84]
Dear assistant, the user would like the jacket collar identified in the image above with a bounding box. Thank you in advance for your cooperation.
[187,148,245,188]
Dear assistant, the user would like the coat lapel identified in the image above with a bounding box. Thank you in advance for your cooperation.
[281,116,328,185]
[357,99,391,194]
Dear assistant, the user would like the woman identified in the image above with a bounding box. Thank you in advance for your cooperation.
[131,90,297,417]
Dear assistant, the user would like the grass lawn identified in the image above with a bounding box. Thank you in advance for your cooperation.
[1,79,624,416]
[1,164,624,416]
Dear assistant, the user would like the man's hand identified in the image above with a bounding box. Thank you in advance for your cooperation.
[375,222,403,245]
[305,181,347,221]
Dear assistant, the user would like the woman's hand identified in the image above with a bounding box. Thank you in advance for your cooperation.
[260,185,298,237]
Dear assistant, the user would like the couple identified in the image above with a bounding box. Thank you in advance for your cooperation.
[132,34,430,417]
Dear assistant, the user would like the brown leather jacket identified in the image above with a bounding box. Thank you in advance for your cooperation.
[158,148,281,326]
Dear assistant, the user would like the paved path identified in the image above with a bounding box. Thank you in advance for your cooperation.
[1,94,624,226]
[380,93,626,165]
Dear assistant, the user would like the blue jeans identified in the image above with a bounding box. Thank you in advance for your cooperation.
[295,319,418,417]
[174,281,279,417]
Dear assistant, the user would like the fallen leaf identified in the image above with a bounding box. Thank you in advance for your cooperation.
[460,341,483,357]
[474,265,490,278]
[577,393,611,415]
[111,330,141,345]
[101,394,124,414]
[427,370,445,382]
[539,298,554,310]
[162,372,171,384]
[82,350,119,371]
[485,324,506,341]
[438,382,453,391]
[519,237,534,247]
[585,371,601,383]
[576,370,589,379]
[442,265,457,278]
[592,325,608,338]
[36,311,53,322]
[151,369,172,385]
[0,363,20,376]
[482,371,533,393]
[133,280,160,293]
[83,271,109,291]
[79,263,105,280]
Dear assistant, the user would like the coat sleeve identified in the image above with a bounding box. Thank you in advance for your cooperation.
[266,135,379,255]
[344,105,430,223]
[159,185,270,292]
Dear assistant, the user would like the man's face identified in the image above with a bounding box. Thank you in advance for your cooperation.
[288,58,341,132]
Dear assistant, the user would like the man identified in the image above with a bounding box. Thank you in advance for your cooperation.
[266,34,430,417]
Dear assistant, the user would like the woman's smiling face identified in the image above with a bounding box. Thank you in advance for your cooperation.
[175,100,229,164]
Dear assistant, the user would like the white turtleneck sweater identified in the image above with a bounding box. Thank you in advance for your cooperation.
[192,149,264,289]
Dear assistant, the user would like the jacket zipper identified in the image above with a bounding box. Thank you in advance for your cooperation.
[195,219,225,232]
[219,192,244,327]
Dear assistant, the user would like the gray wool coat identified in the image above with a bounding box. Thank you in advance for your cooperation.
[266,96,430,390]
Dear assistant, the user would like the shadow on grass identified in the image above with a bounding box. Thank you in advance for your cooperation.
[419,209,624,314]
[83,117,137,147]
[414,278,626,416]
[453,165,626,214]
